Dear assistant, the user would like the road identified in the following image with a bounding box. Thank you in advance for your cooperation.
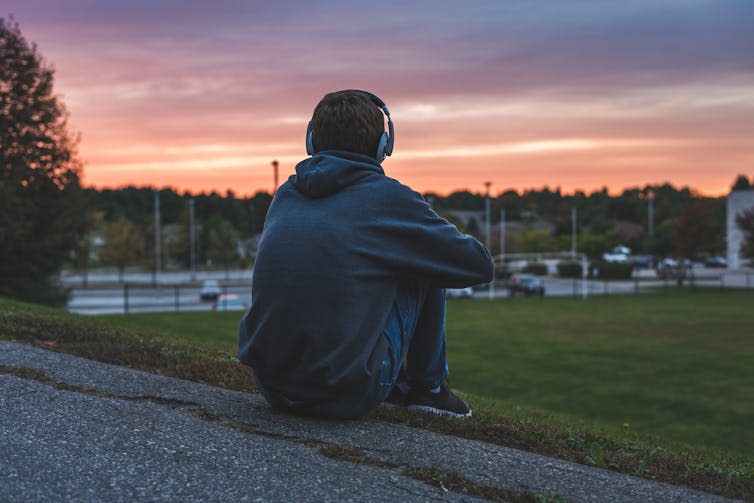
[68,284,252,315]
[64,268,751,315]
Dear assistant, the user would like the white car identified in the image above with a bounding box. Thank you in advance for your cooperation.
[446,287,473,299]
[602,252,629,264]
[200,280,222,301]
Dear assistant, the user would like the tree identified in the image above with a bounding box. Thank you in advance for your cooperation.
[0,18,87,305]
[645,220,675,257]
[518,229,566,253]
[673,202,722,258]
[205,217,240,279]
[731,175,751,192]
[736,208,754,263]
[99,219,144,282]
[579,231,621,259]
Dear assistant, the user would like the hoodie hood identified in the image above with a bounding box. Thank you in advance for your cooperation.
[291,150,384,198]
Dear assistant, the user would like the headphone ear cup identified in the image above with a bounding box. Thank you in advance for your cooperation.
[306,122,314,155]
[385,117,394,156]
[376,132,388,163]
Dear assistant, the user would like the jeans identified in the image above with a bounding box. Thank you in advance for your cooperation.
[259,280,449,418]
[375,281,449,403]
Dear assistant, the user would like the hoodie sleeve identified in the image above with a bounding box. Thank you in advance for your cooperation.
[360,181,495,288]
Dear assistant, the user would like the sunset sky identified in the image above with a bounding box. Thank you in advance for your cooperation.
[5,1,754,196]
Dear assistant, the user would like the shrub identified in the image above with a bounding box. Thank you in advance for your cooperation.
[557,261,583,278]
[523,262,548,275]
[590,261,634,280]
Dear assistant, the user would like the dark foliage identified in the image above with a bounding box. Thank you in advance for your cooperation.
[0,18,87,305]
[736,208,754,261]
[731,174,751,191]
[673,201,723,258]
[590,261,634,280]
[523,262,548,275]
[557,261,583,278]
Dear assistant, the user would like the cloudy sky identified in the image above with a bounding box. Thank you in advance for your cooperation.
[5,0,754,195]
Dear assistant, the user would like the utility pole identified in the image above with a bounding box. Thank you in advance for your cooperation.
[189,198,196,281]
[484,181,493,300]
[154,189,161,287]
[571,207,577,256]
[484,182,492,251]
[499,208,506,258]
[271,160,279,194]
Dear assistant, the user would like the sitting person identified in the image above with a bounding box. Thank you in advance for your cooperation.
[238,89,493,419]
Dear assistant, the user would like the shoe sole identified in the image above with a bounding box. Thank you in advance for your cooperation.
[407,404,472,418]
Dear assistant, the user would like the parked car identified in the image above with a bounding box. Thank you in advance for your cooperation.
[655,258,687,280]
[200,279,222,301]
[213,293,246,311]
[632,254,656,268]
[506,274,545,297]
[446,287,473,299]
[705,256,727,268]
[603,252,629,264]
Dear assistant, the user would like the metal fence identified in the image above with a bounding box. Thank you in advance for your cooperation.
[67,281,252,315]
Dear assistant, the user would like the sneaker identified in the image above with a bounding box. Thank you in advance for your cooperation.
[381,383,409,408]
[406,383,472,418]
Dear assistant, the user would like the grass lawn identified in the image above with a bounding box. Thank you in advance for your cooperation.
[446,289,754,460]
[98,289,754,461]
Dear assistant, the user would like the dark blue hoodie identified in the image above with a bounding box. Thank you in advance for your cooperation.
[238,151,493,404]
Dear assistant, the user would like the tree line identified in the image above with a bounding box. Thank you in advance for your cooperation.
[76,175,754,281]
[426,182,733,259]
[72,187,273,281]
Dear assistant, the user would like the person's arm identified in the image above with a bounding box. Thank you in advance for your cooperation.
[359,182,494,288]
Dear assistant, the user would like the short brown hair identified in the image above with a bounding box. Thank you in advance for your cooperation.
[310,90,385,158]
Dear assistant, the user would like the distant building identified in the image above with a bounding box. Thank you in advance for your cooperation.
[726,189,754,269]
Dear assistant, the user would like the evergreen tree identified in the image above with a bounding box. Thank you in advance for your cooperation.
[731,174,751,192]
[0,18,87,305]
[736,208,754,263]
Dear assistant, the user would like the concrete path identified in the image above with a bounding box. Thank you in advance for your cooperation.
[0,341,739,502]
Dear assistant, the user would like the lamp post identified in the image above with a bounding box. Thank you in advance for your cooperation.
[271,160,279,194]
[640,188,655,237]
[484,182,492,251]
[189,198,196,281]
[499,208,506,258]
[484,181,493,300]
[571,207,577,256]
[154,189,161,288]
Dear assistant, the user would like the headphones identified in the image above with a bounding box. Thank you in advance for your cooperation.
[306,90,394,163]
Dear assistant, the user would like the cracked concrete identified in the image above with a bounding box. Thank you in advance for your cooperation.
[0,341,741,502]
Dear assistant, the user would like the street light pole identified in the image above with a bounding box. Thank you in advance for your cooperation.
[154,189,161,288]
[571,207,577,256]
[484,182,492,250]
[484,181,493,300]
[271,160,279,194]
[499,208,506,258]
[189,198,196,281]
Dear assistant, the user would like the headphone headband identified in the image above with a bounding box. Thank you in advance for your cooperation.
[306,90,394,162]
